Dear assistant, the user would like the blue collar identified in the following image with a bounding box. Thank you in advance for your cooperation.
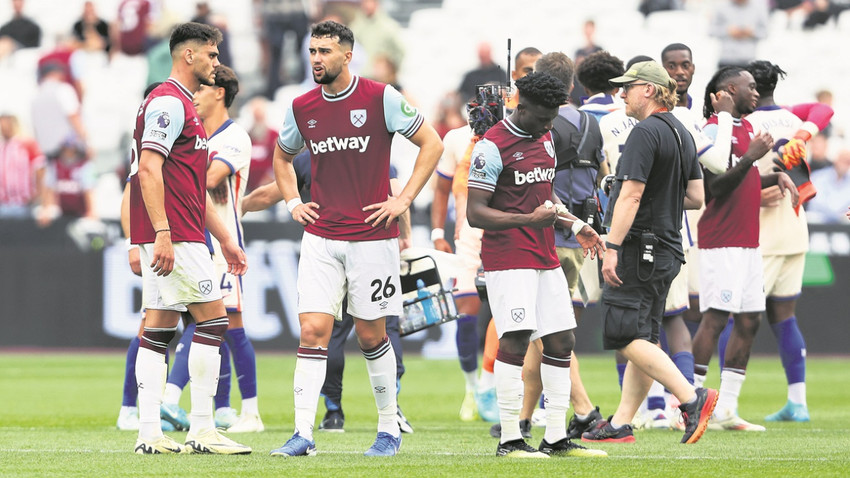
[209,118,233,139]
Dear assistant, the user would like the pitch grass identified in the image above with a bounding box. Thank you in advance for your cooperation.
[0,353,848,477]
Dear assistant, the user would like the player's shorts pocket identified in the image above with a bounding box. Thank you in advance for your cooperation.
[601,297,640,347]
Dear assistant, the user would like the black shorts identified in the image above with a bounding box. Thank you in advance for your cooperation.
[600,238,681,350]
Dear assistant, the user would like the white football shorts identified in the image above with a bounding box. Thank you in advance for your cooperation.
[297,231,403,321]
[140,241,221,311]
[485,267,576,340]
[699,247,766,313]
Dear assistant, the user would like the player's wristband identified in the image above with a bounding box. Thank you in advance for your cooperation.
[155,228,170,235]
[605,241,621,251]
[286,198,303,213]
[431,228,445,242]
[125,238,138,251]
[571,219,587,236]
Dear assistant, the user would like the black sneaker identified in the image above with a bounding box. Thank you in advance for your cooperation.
[539,437,608,457]
[496,439,549,458]
[489,418,532,439]
[396,405,414,434]
[318,409,344,432]
[581,417,635,443]
[567,406,604,440]
[679,387,718,444]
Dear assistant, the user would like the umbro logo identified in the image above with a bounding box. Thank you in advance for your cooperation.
[308,119,317,128]
[294,387,303,396]
[513,152,524,161]
[374,386,387,393]
[379,300,388,310]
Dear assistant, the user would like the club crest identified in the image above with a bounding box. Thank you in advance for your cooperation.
[511,308,525,323]
[199,280,213,295]
[350,109,367,128]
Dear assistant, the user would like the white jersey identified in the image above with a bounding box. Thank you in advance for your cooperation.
[437,124,472,179]
[746,106,808,255]
[597,108,636,173]
[207,119,252,257]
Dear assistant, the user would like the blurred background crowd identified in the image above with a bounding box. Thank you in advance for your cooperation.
[2,0,850,233]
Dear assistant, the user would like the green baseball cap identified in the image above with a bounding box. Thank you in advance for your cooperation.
[609,60,676,90]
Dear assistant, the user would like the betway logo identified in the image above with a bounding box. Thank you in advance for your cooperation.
[309,135,370,154]
[514,167,555,185]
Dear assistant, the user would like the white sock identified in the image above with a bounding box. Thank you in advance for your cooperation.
[363,338,399,437]
[241,396,259,416]
[693,372,707,389]
[494,359,523,443]
[478,370,495,391]
[716,369,746,415]
[162,383,182,406]
[541,363,571,444]
[293,353,327,441]
[788,382,807,406]
[463,370,478,392]
[135,347,167,441]
[188,342,221,435]
[647,380,665,409]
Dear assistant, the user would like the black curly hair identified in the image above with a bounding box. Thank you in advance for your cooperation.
[576,51,624,95]
[703,66,746,119]
[515,72,568,109]
[747,60,786,99]
[311,20,354,49]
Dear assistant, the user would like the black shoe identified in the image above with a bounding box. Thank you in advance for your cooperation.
[489,418,532,439]
[679,387,718,444]
[581,417,635,443]
[567,406,603,440]
[396,405,414,434]
[496,439,548,458]
[539,437,608,457]
[318,409,344,432]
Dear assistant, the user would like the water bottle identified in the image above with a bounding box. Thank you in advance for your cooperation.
[403,300,426,334]
[417,279,440,325]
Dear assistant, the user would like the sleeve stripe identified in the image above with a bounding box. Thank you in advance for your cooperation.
[468,180,495,192]
[278,137,300,155]
[436,170,454,180]
[697,144,713,156]
[212,157,236,175]
[401,114,424,138]
[141,142,170,157]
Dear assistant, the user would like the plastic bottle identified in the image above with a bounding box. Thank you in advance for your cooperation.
[403,299,426,334]
[417,279,440,325]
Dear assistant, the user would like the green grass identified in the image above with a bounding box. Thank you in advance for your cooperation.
[1,353,849,477]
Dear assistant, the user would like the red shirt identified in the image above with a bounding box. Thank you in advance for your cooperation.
[117,0,150,55]
[129,79,209,244]
[0,137,45,206]
[698,115,761,249]
[469,119,559,271]
[247,127,277,193]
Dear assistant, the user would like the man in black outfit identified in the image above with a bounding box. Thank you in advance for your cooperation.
[580,61,716,445]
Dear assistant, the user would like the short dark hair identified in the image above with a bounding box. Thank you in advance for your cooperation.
[169,22,222,54]
[534,52,574,91]
[515,72,568,109]
[703,66,746,119]
[661,43,692,62]
[143,82,162,99]
[515,47,542,64]
[576,51,624,95]
[311,20,354,49]
[626,55,654,69]
[747,60,786,99]
[213,65,239,107]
